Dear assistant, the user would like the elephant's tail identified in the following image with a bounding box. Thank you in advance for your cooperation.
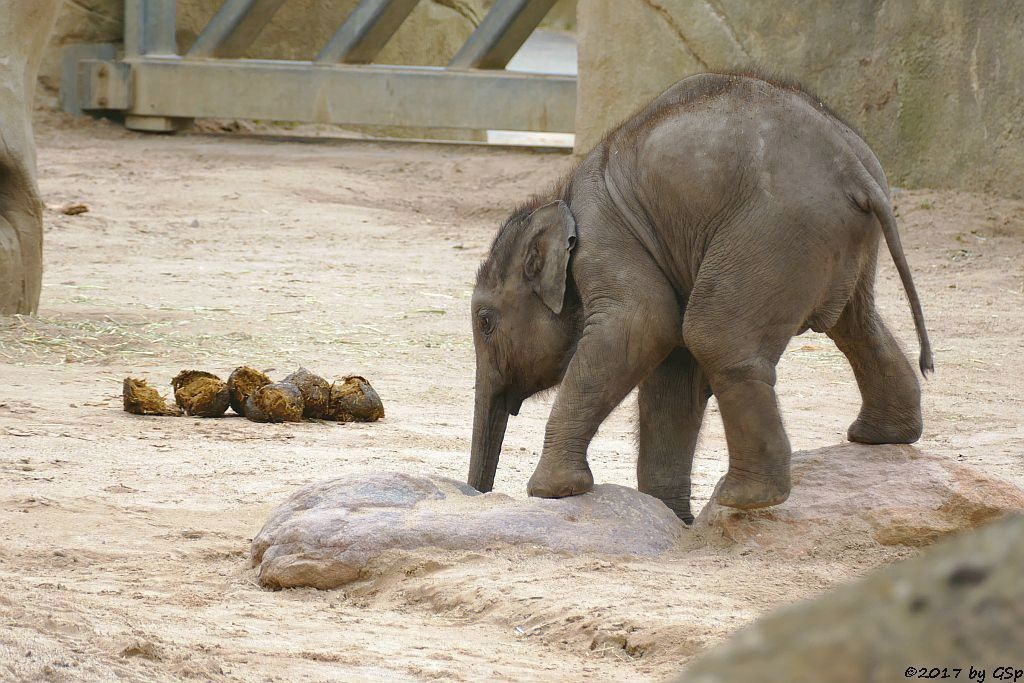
[859,177,935,377]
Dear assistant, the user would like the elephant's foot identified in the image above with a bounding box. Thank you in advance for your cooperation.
[716,466,791,510]
[847,412,922,445]
[527,460,594,499]
[642,491,694,524]
[660,497,694,525]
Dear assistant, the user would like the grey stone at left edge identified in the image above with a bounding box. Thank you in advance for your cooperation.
[250,473,686,589]
[0,1,60,315]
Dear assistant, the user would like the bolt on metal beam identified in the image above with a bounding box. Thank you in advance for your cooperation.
[75,58,131,111]
[448,0,558,70]
[60,44,117,115]
[125,0,178,57]
[186,0,288,59]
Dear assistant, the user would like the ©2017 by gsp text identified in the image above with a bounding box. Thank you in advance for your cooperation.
[905,667,1024,681]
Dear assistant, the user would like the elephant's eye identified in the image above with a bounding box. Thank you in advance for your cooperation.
[478,310,497,336]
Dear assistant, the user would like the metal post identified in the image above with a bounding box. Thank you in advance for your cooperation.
[124,0,178,57]
[186,0,288,59]
[448,0,557,70]
[316,0,421,64]
[124,0,191,132]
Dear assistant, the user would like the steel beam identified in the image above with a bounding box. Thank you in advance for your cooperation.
[80,58,576,132]
[124,115,192,132]
[186,0,288,59]
[449,0,557,70]
[125,0,178,57]
[316,0,421,64]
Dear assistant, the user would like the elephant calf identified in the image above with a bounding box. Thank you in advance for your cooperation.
[468,72,933,523]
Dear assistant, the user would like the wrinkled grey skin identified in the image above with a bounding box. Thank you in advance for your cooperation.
[469,73,933,523]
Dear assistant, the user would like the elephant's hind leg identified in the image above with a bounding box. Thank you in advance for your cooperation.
[827,282,923,444]
[637,347,710,524]
[697,357,792,510]
[683,256,805,511]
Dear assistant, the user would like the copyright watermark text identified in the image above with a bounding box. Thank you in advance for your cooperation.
[905,667,1024,682]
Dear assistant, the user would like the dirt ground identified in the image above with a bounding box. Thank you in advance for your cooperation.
[1,115,1023,682]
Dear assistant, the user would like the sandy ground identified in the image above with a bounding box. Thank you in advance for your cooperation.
[1,116,1023,682]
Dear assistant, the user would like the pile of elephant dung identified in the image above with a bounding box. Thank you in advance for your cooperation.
[283,368,330,418]
[328,375,385,422]
[245,382,305,423]
[122,378,180,416]
[227,366,271,415]
[172,370,230,417]
[121,366,384,424]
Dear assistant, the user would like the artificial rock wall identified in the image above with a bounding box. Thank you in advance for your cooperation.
[576,0,1024,198]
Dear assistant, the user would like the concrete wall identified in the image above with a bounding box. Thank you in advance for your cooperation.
[542,0,577,30]
[576,0,1024,198]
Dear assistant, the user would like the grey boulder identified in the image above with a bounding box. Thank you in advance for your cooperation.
[674,514,1024,683]
[251,473,686,589]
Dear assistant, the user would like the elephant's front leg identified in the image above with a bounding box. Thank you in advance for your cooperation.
[637,347,709,524]
[528,301,680,499]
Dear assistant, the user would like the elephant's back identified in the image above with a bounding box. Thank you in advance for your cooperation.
[596,72,883,297]
[604,72,879,228]
[609,72,863,158]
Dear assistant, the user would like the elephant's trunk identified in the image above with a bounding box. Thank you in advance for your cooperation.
[468,387,509,493]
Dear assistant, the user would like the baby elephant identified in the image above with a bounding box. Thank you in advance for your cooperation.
[468,72,933,523]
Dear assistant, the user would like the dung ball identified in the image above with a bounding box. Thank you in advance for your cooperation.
[227,366,271,416]
[245,382,305,423]
[172,370,230,418]
[123,377,181,416]
[327,375,384,422]
[282,367,331,418]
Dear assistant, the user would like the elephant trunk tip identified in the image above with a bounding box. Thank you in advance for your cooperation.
[468,391,510,494]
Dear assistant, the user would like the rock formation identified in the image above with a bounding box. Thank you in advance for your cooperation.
[251,473,687,589]
[695,443,1024,555]
[576,1,1024,198]
[0,1,60,314]
[674,514,1024,682]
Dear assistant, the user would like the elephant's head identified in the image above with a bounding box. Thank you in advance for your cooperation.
[468,200,580,492]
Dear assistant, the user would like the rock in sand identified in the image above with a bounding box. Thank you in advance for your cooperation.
[250,473,686,589]
[695,443,1024,555]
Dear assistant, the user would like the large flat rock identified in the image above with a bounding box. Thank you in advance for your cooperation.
[695,443,1024,555]
[250,474,686,589]
[252,446,1024,590]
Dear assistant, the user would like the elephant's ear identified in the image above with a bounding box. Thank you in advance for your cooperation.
[523,200,577,314]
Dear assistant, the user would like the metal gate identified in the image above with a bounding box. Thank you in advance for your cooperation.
[61,0,576,135]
